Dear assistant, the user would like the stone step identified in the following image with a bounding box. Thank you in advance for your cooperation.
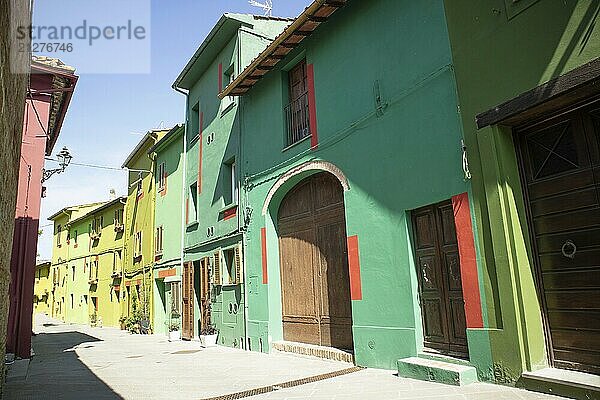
[271,341,354,364]
[518,368,600,400]
[397,356,478,386]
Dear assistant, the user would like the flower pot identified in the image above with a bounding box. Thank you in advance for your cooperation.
[200,334,218,347]
[169,330,181,341]
[120,322,126,330]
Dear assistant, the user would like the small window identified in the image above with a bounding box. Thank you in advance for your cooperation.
[113,250,121,273]
[155,226,164,255]
[190,102,200,142]
[134,231,143,257]
[188,183,198,223]
[74,230,78,244]
[284,60,310,147]
[114,209,124,227]
[136,172,143,197]
[157,162,166,191]
[224,160,237,206]
[67,231,71,242]
[56,225,62,245]
[222,246,242,285]
[72,265,75,281]
[70,294,74,309]
[221,64,236,112]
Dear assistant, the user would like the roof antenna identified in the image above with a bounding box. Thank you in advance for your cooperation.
[249,0,273,16]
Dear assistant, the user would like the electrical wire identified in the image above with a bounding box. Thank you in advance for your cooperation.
[44,158,125,172]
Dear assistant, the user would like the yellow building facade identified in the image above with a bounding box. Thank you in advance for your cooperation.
[45,198,126,328]
[122,129,168,329]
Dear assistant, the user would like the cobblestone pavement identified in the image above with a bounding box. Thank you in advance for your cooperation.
[5,315,567,400]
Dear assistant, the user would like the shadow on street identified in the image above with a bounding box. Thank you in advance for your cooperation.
[5,330,123,400]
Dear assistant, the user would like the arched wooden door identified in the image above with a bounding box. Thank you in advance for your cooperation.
[277,172,353,350]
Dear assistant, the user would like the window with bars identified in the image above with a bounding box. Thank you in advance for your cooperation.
[284,60,310,147]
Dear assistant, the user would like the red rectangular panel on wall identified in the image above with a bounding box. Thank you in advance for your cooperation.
[452,192,484,329]
[158,268,176,279]
[307,63,319,149]
[347,235,362,300]
[261,227,268,284]
[223,206,237,221]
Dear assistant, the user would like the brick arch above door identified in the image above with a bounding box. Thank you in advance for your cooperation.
[261,160,350,216]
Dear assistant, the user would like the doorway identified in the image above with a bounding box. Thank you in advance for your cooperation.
[182,261,194,340]
[412,200,469,358]
[515,102,600,374]
[277,172,353,350]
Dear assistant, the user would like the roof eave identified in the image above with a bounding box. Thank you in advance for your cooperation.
[148,124,184,154]
[219,0,347,99]
[172,14,253,91]
[121,131,155,168]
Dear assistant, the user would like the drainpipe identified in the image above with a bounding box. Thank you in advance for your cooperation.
[237,32,250,351]
[174,86,189,329]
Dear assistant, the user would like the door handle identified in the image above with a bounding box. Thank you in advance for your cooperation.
[561,240,577,259]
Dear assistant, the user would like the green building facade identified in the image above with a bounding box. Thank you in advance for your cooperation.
[223,0,481,372]
[173,14,291,346]
[150,125,185,336]
[443,0,600,394]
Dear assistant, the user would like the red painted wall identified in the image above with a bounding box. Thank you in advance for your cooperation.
[7,99,50,358]
[452,193,484,329]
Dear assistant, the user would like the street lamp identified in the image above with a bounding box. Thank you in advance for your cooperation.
[42,146,72,183]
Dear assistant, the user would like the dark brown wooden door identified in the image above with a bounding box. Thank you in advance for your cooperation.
[516,103,600,374]
[278,172,353,350]
[412,200,469,358]
[200,258,210,332]
[182,262,194,340]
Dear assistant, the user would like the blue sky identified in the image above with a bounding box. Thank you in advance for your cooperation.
[37,1,310,259]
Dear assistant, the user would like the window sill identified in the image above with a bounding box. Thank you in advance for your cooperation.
[219,203,238,214]
[282,135,311,152]
[186,221,199,230]
[220,102,236,117]
[189,133,200,145]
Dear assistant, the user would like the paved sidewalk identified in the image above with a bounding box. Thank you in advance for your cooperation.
[5,315,567,400]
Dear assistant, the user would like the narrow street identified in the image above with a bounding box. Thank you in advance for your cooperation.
[5,315,565,400]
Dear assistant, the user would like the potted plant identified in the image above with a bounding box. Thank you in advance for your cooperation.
[199,297,218,346]
[119,315,127,330]
[89,311,97,327]
[199,325,218,347]
[168,322,180,341]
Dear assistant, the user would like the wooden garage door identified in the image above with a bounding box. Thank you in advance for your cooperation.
[412,200,469,358]
[278,172,353,351]
[516,103,600,374]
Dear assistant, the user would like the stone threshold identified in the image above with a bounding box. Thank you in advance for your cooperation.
[397,356,478,386]
[518,368,600,400]
[271,340,354,364]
